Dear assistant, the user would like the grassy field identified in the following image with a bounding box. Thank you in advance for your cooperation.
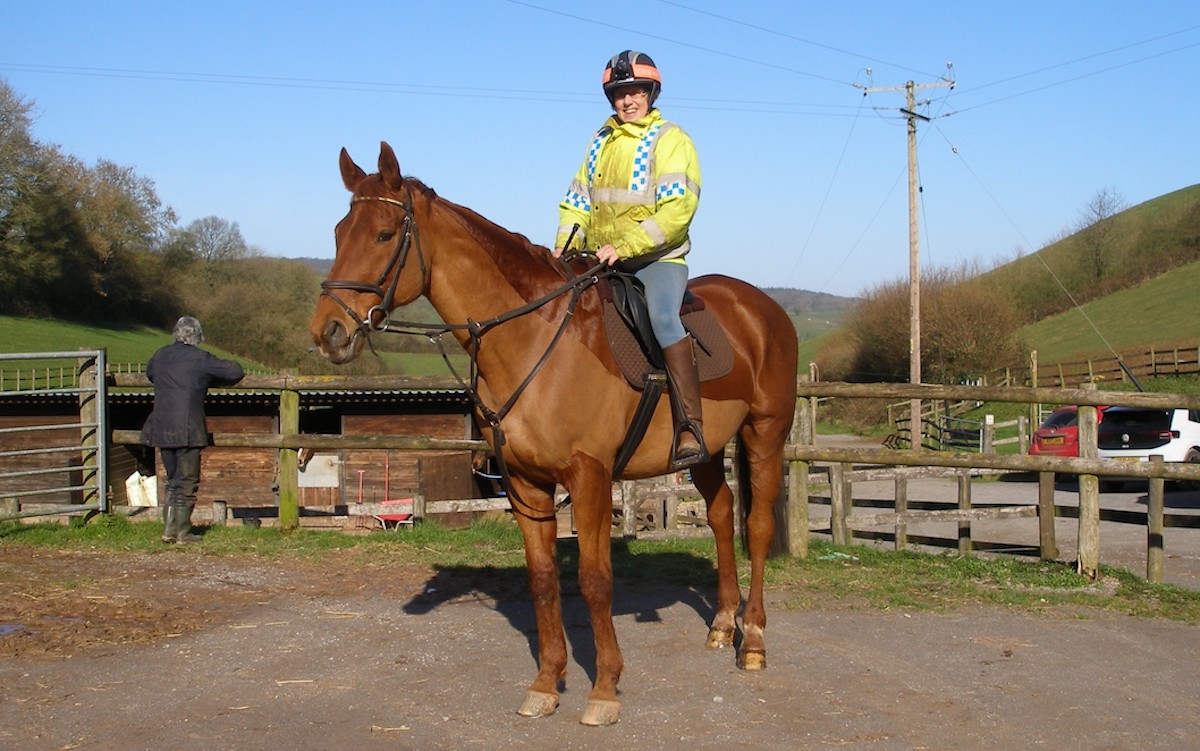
[791,309,849,343]
[4,250,1196,384]
[0,316,257,371]
[1019,257,1200,363]
[2,514,1197,620]
[0,316,473,378]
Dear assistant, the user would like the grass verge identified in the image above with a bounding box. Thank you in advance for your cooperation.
[2,515,1197,622]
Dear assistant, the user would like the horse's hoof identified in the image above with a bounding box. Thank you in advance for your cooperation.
[517,690,559,718]
[580,699,621,726]
[737,648,767,671]
[706,627,734,650]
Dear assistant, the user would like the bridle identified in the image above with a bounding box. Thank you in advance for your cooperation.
[319,187,609,520]
[319,189,426,337]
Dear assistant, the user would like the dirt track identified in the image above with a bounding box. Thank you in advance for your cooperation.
[2,544,1198,751]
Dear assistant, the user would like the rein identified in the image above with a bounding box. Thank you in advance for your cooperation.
[320,191,610,520]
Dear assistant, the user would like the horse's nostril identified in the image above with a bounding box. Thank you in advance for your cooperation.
[323,320,346,347]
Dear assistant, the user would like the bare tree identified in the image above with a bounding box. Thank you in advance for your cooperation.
[187,215,250,264]
[1076,186,1127,282]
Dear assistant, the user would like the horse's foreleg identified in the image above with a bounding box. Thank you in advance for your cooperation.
[510,476,568,718]
[690,451,741,651]
[564,454,623,726]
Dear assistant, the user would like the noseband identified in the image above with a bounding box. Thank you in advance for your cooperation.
[319,190,426,337]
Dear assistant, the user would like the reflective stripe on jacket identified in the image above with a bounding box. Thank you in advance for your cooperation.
[556,108,701,261]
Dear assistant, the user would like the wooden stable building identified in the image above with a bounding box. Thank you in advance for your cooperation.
[4,385,490,521]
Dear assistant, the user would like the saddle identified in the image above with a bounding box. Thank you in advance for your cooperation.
[595,269,734,477]
[599,272,734,389]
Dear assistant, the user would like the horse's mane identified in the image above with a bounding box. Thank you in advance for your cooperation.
[404,175,575,294]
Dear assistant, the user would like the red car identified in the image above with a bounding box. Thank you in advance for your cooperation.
[1029,406,1108,457]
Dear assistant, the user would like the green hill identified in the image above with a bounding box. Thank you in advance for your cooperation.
[984,184,1200,322]
[0,316,261,371]
[1020,258,1200,363]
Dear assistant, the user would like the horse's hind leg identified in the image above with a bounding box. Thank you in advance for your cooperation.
[689,449,741,651]
[510,476,568,719]
[733,419,790,671]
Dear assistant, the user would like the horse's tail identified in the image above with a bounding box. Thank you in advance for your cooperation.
[734,434,752,548]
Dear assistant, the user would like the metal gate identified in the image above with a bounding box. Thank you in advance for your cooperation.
[0,351,109,521]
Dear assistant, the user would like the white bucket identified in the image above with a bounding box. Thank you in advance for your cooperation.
[125,472,158,507]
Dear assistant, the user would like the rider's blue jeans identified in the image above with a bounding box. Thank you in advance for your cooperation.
[634,260,688,348]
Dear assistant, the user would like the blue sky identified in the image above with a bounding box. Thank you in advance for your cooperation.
[5,1,1198,297]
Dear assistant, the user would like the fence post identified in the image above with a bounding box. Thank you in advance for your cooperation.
[829,463,849,545]
[1076,383,1100,580]
[982,414,995,454]
[1147,455,1165,583]
[776,387,814,557]
[783,459,809,558]
[1038,471,1058,561]
[621,480,638,538]
[894,477,908,552]
[278,386,300,532]
[957,470,972,555]
[78,350,106,513]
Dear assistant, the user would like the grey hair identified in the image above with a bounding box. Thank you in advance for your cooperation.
[172,316,204,346]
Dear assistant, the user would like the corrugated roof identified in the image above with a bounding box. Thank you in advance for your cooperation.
[1,388,472,408]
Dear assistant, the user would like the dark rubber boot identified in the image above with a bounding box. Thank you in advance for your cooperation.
[173,503,202,543]
[161,504,178,544]
[663,337,708,470]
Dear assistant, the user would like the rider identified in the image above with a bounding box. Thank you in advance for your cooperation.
[553,50,707,470]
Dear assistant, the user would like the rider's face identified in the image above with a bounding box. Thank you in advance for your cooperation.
[611,86,651,123]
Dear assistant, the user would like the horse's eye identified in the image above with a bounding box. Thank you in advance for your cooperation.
[376,230,395,243]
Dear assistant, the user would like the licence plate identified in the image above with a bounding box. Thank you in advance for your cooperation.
[1042,436,1064,445]
[1115,456,1143,462]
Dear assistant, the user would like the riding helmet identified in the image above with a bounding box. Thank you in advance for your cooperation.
[602,50,661,105]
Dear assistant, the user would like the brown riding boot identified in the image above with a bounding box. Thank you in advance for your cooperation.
[663,337,708,470]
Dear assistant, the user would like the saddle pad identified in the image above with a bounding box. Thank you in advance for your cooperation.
[603,303,734,390]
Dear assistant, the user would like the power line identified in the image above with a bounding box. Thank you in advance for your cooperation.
[501,0,857,88]
[0,62,868,119]
[970,23,1200,93]
[948,39,1200,116]
[651,0,944,81]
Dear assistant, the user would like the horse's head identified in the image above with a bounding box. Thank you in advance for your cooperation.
[310,142,430,364]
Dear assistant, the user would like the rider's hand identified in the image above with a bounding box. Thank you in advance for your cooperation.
[551,247,564,259]
[596,245,620,266]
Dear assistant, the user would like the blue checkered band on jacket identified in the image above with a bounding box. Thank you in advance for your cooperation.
[656,180,686,200]
[586,128,610,185]
[629,123,662,192]
[564,187,590,211]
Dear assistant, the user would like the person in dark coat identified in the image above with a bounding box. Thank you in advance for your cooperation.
[141,316,244,543]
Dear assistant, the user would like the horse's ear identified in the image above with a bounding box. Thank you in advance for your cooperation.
[339,148,367,192]
[378,141,403,191]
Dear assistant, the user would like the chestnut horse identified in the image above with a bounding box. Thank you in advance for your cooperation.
[310,142,798,726]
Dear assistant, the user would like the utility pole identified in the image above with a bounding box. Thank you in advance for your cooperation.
[863,66,954,449]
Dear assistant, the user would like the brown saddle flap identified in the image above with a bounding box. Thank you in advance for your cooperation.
[603,301,734,390]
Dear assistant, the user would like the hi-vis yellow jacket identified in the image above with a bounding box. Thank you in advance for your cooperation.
[556,108,701,262]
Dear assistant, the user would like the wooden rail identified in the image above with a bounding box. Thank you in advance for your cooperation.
[102,376,1200,583]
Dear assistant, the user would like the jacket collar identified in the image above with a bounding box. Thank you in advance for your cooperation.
[605,108,662,135]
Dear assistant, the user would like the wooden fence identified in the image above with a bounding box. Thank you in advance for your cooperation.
[785,381,1200,582]
[1029,342,1200,388]
[24,370,1200,585]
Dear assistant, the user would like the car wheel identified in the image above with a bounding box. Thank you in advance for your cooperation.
[1181,449,1200,491]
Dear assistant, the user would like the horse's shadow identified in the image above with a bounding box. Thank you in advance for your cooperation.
[401,537,721,686]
